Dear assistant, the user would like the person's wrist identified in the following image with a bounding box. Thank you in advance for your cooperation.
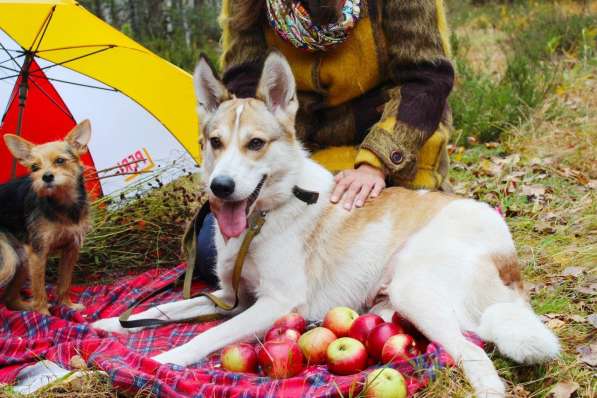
[357,163,384,179]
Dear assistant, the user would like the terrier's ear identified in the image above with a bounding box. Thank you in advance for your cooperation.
[193,55,230,128]
[65,119,91,155]
[256,51,298,125]
[4,134,34,163]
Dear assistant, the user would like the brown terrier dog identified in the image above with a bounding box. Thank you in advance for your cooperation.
[0,120,92,314]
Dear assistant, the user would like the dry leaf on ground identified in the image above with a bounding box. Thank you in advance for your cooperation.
[576,342,597,367]
[560,267,585,277]
[522,184,546,198]
[512,384,531,398]
[547,381,580,398]
[586,314,597,329]
[534,221,557,234]
[574,282,597,295]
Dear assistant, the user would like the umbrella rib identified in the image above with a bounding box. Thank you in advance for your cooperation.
[28,77,76,122]
[35,44,118,53]
[0,53,25,67]
[0,73,21,81]
[32,74,118,92]
[0,41,21,70]
[0,64,20,74]
[30,5,56,53]
[36,46,114,72]
[1,82,19,124]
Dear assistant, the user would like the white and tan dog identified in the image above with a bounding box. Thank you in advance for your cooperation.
[93,53,559,397]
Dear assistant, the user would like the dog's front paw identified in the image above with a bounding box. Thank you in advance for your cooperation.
[32,302,51,316]
[152,348,201,367]
[64,301,85,311]
[91,317,130,334]
[5,298,34,312]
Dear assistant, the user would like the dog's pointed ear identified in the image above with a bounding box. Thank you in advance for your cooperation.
[256,52,298,124]
[193,55,229,127]
[4,134,34,163]
[65,119,92,155]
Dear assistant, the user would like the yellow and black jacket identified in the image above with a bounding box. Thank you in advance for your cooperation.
[219,0,454,189]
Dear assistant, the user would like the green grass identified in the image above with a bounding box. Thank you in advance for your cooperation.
[448,0,596,144]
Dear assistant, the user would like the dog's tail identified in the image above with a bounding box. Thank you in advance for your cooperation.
[0,233,20,287]
[477,298,560,364]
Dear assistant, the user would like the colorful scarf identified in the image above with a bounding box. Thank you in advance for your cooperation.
[266,0,362,52]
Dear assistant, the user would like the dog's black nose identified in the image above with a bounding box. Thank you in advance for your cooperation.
[210,176,235,198]
[42,173,54,183]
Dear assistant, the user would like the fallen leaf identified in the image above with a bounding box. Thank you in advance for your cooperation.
[480,158,503,176]
[512,384,530,398]
[576,343,597,367]
[522,184,546,198]
[525,282,545,294]
[547,381,579,398]
[534,221,557,234]
[467,136,478,145]
[485,142,499,148]
[540,212,567,225]
[556,166,590,185]
[587,314,597,329]
[569,315,586,323]
[561,267,585,277]
[544,317,566,330]
[575,283,597,295]
[588,179,597,189]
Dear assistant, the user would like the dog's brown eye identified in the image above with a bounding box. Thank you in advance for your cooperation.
[31,164,40,172]
[248,138,266,151]
[209,137,223,150]
[55,157,65,165]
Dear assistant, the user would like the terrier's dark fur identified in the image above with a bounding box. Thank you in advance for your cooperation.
[0,120,92,314]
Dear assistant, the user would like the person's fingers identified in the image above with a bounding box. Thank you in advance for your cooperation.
[342,182,362,211]
[371,181,385,198]
[354,183,373,208]
[334,171,346,182]
[330,177,351,203]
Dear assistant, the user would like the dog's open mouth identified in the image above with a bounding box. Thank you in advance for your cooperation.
[211,175,266,239]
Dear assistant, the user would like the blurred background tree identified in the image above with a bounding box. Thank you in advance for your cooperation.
[79,0,221,71]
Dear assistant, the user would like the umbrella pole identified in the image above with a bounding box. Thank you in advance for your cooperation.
[10,53,33,180]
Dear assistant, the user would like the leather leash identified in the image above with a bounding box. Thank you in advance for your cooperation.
[118,186,318,329]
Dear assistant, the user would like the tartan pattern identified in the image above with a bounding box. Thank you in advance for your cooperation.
[0,265,483,397]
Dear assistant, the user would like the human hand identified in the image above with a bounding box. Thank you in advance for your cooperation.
[330,164,386,211]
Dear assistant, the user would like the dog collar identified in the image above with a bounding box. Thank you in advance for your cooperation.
[292,186,319,205]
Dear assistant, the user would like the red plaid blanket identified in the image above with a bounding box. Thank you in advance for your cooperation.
[0,264,482,397]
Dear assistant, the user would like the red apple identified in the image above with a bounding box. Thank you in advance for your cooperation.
[364,368,407,398]
[348,313,384,344]
[323,306,359,337]
[220,343,258,373]
[326,337,368,375]
[273,313,306,333]
[257,339,304,379]
[381,334,419,365]
[298,327,337,365]
[265,327,301,342]
[367,322,402,360]
[392,312,429,351]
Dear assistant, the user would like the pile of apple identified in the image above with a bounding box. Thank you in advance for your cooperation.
[220,307,428,397]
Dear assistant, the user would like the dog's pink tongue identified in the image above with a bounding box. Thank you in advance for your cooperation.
[213,200,248,239]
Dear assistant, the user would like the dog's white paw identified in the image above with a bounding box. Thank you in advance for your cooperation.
[91,317,130,334]
[152,351,186,366]
[152,347,203,367]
